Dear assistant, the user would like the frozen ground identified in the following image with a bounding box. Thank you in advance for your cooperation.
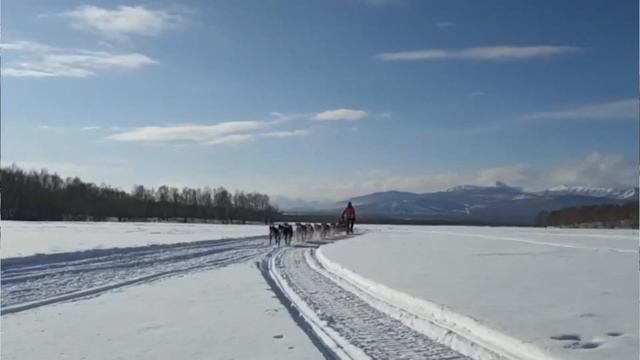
[321,225,639,360]
[1,221,266,258]
[2,262,324,360]
[1,221,472,360]
[3,221,637,359]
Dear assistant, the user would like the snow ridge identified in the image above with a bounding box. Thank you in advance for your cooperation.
[315,248,559,360]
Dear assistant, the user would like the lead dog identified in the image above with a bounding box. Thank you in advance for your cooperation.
[269,225,281,246]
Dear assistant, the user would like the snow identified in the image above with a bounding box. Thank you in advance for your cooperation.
[2,236,270,312]
[1,221,267,258]
[320,225,639,360]
[2,262,324,360]
[3,221,637,359]
[266,249,371,359]
[542,185,639,199]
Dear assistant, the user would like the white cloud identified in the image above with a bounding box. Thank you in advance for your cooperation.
[81,126,102,131]
[271,109,376,122]
[107,121,308,146]
[37,125,66,134]
[270,153,637,200]
[204,129,308,145]
[0,41,54,52]
[375,45,579,62]
[107,121,267,143]
[261,130,308,138]
[268,112,308,123]
[1,40,156,78]
[522,99,639,120]
[204,133,256,145]
[548,153,638,189]
[59,5,190,39]
[436,21,456,29]
[313,109,367,121]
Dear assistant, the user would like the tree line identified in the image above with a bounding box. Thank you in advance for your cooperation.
[1,165,280,223]
[536,202,639,228]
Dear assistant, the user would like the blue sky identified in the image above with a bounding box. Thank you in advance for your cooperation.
[2,0,638,200]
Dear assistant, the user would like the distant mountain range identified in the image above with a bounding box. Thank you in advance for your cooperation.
[271,196,336,212]
[275,183,639,225]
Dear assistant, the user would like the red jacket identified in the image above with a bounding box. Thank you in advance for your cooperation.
[342,206,356,220]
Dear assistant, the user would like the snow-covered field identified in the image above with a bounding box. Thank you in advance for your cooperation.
[2,220,327,359]
[3,262,323,360]
[1,221,266,258]
[2,221,638,360]
[321,225,639,360]
[2,236,269,312]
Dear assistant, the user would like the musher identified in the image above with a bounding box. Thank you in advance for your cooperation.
[341,202,356,234]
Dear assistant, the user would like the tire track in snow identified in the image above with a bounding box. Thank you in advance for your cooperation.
[2,236,270,314]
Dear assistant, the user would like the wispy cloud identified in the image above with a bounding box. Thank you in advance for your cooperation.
[375,45,579,62]
[548,152,637,189]
[107,108,367,146]
[81,126,102,131]
[1,40,156,78]
[271,109,372,122]
[313,109,367,121]
[107,121,308,146]
[204,133,256,145]
[436,21,456,29]
[57,5,191,39]
[268,112,308,123]
[37,125,67,134]
[205,129,308,145]
[522,99,639,120]
[274,153,637,200]
[261,130,308,138]
[107,121,266,143]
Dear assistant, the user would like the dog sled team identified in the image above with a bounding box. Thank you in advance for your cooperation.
[268,202,356,246]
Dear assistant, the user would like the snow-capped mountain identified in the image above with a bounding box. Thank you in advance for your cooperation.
[538,185,639,200]
[339,183,638,225]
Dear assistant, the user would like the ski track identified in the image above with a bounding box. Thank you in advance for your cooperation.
[1,236,270,313]
[273,246,471,360]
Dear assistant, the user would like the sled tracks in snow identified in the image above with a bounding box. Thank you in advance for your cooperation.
[263,245,472,360]
[2,236,270,314]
